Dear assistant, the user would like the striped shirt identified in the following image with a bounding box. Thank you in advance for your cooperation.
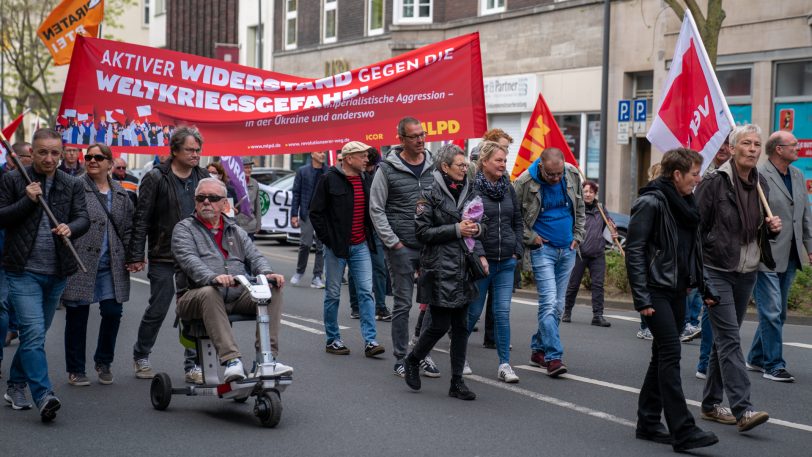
[347,175,366,245]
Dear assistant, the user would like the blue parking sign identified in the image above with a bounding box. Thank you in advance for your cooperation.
[634,99,647,122]
[618,100,631,122]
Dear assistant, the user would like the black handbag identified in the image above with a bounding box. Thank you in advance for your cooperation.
[460,239,487,280]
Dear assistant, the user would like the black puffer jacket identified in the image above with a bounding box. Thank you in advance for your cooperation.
[415,171,486,309]
[473,176,523,262]
[127,160,209,263]
[625,187,715,311]
[0,167,89,276]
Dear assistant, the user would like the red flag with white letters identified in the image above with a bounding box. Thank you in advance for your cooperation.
[646,10,734,174]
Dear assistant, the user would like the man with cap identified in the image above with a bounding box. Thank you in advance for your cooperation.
[235,157,262,240]
[309,141,385,357]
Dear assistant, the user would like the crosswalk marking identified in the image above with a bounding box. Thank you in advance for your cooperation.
[784,342,812,350]
[280,320,325,335]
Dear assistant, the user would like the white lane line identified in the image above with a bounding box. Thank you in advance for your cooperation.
[131,277,150,285]
[516,365,812,433]
[280,320,325,335]
[784,342,812,350]
[511,298,538,306]
[468,374,636,428]
[283,313,348,330]
[605,314,642,322]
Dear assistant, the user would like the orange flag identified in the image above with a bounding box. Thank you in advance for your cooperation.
[38,0,104,66]
[510,94,578,180]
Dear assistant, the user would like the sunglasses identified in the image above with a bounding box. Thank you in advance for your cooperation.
[84,154,108,162]
[194,194,225,203]
[114,166,126,170]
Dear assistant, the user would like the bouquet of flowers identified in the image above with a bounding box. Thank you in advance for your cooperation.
[462,196,484,251]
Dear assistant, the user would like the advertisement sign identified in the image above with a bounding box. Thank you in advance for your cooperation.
[57,33,487,155]
[775,102,812,205]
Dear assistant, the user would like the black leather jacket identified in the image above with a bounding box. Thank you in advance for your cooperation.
[0,167,89,276]
[625,189,716,311]
[127,160,209,263]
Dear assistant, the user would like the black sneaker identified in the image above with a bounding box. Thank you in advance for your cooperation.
[364,342,385,357]
[350,310,360,319]
[376,308,393,322]
[404,356,421,390]
[673,430,718,452]
[561,313,571,323]
[448,377,476,400]
[763,369,795,382]
[393,361,405,378]
[325,340,350,355]
[591,316,611,327]
[482,340,496,349]
[37,393,61,423]
[635,425,673,445]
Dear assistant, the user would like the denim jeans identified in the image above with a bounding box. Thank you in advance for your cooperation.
[529,245,576,361]
[350,233,388,312]
[749,256,798,374]
[323,244,377,345]
[6,271,66,404]
[683,289,702,328]
[64,299,123,374]
[696,305,713,373]
[467,258,516,364]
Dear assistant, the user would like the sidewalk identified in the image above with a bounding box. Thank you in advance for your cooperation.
[513,287,812,326]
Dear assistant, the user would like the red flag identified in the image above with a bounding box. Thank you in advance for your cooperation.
[327,150,339,167]
[510,94,577,180]
[646,10,734,173]
[2,112,25,140]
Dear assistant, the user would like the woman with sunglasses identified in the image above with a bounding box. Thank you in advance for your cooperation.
[61,143,134,386]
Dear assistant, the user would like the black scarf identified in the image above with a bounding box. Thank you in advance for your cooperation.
[650,177,700,229]
[731,160,759,245]
[474,171,509,201]
[442,172,466,203]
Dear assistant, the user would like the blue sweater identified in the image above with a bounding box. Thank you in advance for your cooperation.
[529,160,573,248]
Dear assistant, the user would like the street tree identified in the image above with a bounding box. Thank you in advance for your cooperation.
[663,0,725,68]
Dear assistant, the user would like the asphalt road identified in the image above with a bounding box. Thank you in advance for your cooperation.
[1,240,811,456]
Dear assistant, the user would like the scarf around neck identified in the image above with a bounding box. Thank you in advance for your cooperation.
[650,177,700,229]
[475,171,509,200]
[442,172,466,203]
[731,160,759,245]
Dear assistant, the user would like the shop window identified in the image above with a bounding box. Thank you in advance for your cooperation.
[775,60,812,98]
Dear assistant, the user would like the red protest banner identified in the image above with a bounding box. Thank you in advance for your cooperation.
[58,34,487,155]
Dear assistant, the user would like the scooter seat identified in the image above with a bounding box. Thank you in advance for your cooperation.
[180,314,256,339]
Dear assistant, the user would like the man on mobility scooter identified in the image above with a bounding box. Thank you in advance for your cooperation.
[172,177,293,382]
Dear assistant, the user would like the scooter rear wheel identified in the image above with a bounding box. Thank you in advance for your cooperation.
[254,389,282,428]
[150,373,172,410]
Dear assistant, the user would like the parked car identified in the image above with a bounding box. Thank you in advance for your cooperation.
[604,211,629,252]
[256,174,300,243]
[252,167,294,186]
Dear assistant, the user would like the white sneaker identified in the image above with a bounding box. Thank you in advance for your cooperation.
[498,363,519,383]
[462,360,473,376]
[271,360,294,376]
[311,276,325,289]
[695,371,707,380]
[185,365,204,385]
[134,358,154,379]
[290,273,303,285]
[224,359,246,383]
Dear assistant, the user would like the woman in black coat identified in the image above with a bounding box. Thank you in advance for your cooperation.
[402,144,486,400]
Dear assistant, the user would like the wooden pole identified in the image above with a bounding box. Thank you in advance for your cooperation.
[0,133,87,273]
[756,181,773,219]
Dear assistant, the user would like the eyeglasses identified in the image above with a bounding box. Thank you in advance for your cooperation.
[450,161,468,170]
[541,168,564,180]
[401,132,427,140]
[777,143,798,148]
[114,166,127,170]
[84,154,108,162]
[182,147,202,154]
[194,194,225,203]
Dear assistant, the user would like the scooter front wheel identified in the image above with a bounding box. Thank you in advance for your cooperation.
[254,389,282,428]
[150,373,172,410]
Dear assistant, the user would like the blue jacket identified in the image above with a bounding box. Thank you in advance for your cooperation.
[291,161,326,222]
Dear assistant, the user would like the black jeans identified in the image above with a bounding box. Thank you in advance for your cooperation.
[638,289,699,442]
[564,254,606,316]
[409,305,469,377]
[64,299,123,373]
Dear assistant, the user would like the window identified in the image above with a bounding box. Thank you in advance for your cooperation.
[368,0,384,36]
[155,0,166,15]
[480,0,505,16]
[633,72,654,118]
[323,0,337,44]
[285,0,297,50]
[247,24,264,68]
[775,60,812,99]
[717,67,752,98]
[143,0,149,26]
[395,0,432,24]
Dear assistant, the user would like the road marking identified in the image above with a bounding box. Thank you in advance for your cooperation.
[283,313,348,330]
[604,314,641,322]
[280,319,324,335]
[784,342,812,349]
[131,277,150,285]
[516,365,812,433]
[511,298,538,306]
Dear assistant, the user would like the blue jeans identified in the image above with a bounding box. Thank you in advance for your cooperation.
[468,258,516,364]
[6,271,67,403]
[350,233,388,312]
[696,304,714,373]
[529,245,576,361]
[684,289,702,328]
[323,244,377,345]
[64,299,123,374]
[748,256,798,374]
